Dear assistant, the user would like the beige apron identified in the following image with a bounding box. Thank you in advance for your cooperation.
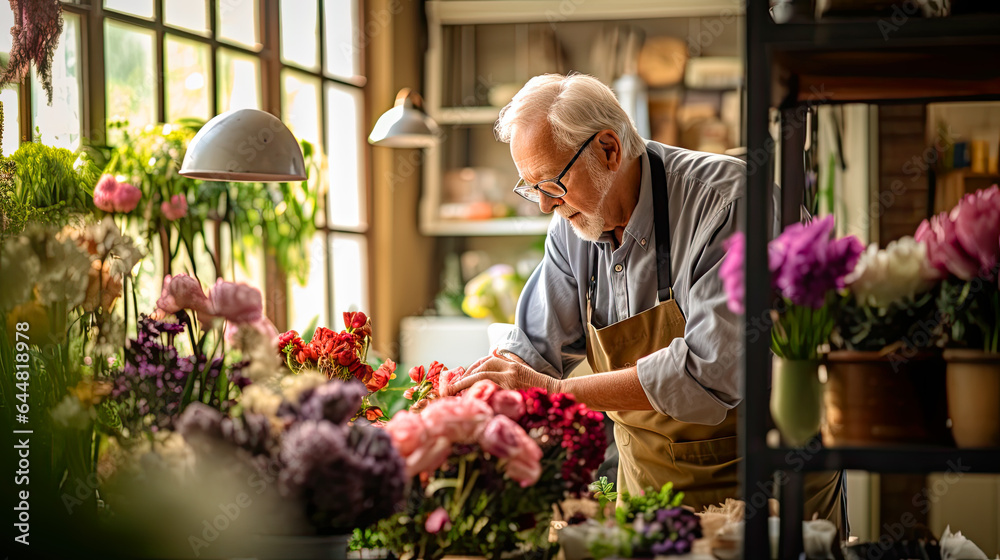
[582,147,845,530]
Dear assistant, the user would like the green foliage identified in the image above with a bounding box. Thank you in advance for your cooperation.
[771,295,839,360]
[938,277,1000,353]
[589,476,617,519]
[833,288,939,352]
[349,527,387,551]
[0,141,101,237]
[614,482,685,525]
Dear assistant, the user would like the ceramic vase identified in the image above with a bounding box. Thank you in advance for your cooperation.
[771,357,823,447]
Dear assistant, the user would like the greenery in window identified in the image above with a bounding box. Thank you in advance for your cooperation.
[83,120,319,283]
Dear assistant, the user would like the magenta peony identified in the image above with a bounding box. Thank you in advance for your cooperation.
[161,194,189,220]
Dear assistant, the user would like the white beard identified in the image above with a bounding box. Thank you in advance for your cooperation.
[558,159,613,242]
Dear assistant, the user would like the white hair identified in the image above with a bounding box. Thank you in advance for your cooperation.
[495,73,645,160]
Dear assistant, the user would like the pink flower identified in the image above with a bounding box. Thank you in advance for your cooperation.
[479,415,543,487]
[404,435,451,477]
[156,274,211,315]
[421,396,492,444]
[208,279,263,324]
[953,185,1000,276]
[384,410,427,457]
[489,390,526,421]
[425,507,452,534]
[160,194,188,220]
[464,379,498,403]
[112,183,142,212]
[93,174,118,212]
[916,212,981,280]
[225,316,279,347]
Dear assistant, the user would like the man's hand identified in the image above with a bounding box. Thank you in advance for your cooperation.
[441,350,560,396]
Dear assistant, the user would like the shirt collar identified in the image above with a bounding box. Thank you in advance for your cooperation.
[623,149,654,250]
[594,150,653,249]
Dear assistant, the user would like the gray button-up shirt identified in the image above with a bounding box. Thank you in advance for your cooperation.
[497,140,773,425]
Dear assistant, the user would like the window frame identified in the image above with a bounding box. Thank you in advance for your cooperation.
[5,0,371,332]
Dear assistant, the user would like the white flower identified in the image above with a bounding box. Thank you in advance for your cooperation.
[844,236,939,309]
[280,370,328,403]
[51,395,93,429]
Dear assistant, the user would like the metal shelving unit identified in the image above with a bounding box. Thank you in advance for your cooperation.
[742,3,1000,558]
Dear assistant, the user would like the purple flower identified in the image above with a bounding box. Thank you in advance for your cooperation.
[297,380,367,424]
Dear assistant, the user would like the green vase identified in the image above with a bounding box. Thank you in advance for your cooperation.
[771,357,823,447]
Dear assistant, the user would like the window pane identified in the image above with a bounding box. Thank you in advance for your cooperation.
[165,0,209,33]
[282,70,322,151]
[323,0,358,78]
[288,233,329,332]
[330,233,368,331]
[105,0,155,19]
[165,35,211,122]
[1,88,19,154]
[218,0,259,49]
[105,21,156,144]
[0,3,13,53]
[280,0,319,70]
[32,14,82,150]
[218,48,261,112]
[325,82,365,229]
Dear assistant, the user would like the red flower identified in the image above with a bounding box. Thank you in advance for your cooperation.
[366,359,395,392]
[344,311,372,338]
[409,365,425,383]
[365,407,385,422]
[403,387,417,400]
[426,361,445,391]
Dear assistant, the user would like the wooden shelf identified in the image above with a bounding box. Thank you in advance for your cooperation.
[419,215,553,236]
[765,14,1000,50]
[427,0,742,25]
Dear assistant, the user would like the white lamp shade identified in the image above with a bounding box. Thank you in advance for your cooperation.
[180,109,307,182]
[368,89,440,148]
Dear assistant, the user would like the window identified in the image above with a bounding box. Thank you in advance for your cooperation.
[1,1,370,334]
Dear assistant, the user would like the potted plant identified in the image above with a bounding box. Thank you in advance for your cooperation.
[720,215,863,446]
[916,184,1000,447]
[380,381,606,560]
[825,236,951,447]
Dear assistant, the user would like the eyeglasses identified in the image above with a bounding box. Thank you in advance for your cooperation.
[513,132,599,203]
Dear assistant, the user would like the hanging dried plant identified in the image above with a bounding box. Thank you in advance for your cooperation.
[0,0,64,105]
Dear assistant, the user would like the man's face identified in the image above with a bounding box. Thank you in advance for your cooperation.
[510,123,613,242]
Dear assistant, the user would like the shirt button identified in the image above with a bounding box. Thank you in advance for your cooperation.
[614,264,624,273]
[640,238,647,246]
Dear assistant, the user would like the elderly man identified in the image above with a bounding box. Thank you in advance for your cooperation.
[443,73,844,527]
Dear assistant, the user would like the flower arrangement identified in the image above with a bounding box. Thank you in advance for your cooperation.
[915,185,1000,353]
[720,215,864,359]
[380,382,605,560]
[833,236,941,351]
[174,375,406,537]
[562,478,702,559]
[277,312,396,423]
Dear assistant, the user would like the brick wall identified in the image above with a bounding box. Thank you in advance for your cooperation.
[878,105,931,244]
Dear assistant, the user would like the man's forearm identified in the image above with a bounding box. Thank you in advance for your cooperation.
[555,367,654,412]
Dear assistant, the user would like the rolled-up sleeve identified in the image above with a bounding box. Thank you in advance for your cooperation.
[496,220,587,379]
[636,199,743,425]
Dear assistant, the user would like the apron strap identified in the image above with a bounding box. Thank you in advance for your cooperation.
[587,146,675,319]
[647,146,673,301]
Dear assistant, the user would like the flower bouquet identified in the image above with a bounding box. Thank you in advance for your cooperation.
[277,311,396,422]
[380,382,606,560]
[720,215,863,446]
[915,184,1000,447]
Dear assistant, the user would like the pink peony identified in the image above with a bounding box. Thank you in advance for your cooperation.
[479,415,543,487]
[112,183,142,212]
[505,455,543,487]
[421,396,492,444]
[225,316,279,347]
[384,410,427,457]
[404,435,451,477]
[208,279,263,324]
[489,390,526,421]
[464,379,499,403]
[424,507,452,534]
[916,212,981,280]
[953,185,1000,277]
[156,274,211,315]
[93,174,118,212]
[161,194,189,220]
